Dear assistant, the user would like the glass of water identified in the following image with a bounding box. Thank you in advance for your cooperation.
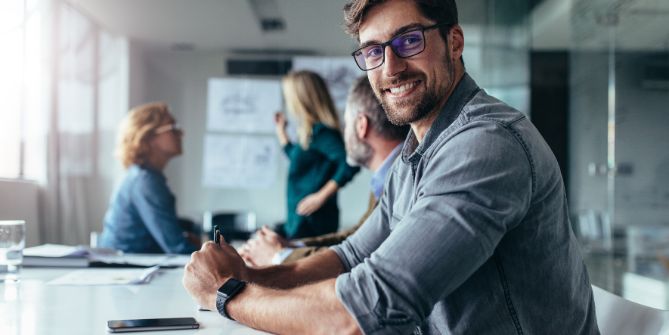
[0,220,25,282]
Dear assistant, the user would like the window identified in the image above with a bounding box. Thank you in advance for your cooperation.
[0,0,26,178]
[0,0,46,180]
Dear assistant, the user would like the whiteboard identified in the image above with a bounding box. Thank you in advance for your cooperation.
[202,134,278,189]
[292,56,362,112]
[206,78,282,133]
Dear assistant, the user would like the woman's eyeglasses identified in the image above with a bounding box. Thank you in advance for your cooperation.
[154,123,182,135]
[351,23,448,71]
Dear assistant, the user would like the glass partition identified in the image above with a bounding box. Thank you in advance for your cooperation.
[463,0,531,114]
[569,0,669,309]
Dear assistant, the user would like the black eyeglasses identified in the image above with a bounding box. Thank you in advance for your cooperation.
[351,23,448,71]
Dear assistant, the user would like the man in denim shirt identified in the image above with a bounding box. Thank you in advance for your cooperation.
[183,0,599,334]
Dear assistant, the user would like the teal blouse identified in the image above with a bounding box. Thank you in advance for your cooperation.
[282,123,360,238]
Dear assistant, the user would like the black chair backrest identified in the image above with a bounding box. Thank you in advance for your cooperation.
[209,212,256,242]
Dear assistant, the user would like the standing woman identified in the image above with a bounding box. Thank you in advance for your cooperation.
[275,70,360,239]
[99,102,199,254]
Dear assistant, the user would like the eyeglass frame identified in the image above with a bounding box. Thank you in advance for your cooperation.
[154,123,182,135]
[351,23,451,71]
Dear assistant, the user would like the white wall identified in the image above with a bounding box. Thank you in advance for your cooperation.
[0,179,41,247]
[128,40,148,108]
[134,49,371,230]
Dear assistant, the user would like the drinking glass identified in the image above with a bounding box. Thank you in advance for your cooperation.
[0,220,26,282]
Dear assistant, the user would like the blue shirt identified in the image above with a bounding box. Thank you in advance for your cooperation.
[332,74,599,334]
[99,165,197,254]
[370,144,402,200]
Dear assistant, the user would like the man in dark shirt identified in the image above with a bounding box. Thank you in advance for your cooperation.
[183,1,599,334]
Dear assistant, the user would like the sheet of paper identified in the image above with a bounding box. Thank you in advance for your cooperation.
[202,134,277,189]
[292,56,361,112]
[23,244,87,257]
[90,254,191,267]
[206,78,282,133]
[47,266,160,285]
[159,255,191,267]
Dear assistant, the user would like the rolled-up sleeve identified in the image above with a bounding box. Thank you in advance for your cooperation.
[332,122,533,334]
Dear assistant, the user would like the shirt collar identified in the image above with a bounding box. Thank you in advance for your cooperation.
[401,72,480,164]
[371,144,403,199]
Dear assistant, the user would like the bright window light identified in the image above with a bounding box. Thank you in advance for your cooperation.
[0,0,25,178]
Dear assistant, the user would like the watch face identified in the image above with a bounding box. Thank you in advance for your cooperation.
[218,278,244,297]
[216,278,247,320]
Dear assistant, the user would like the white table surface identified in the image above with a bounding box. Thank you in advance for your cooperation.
[0,267,270,335]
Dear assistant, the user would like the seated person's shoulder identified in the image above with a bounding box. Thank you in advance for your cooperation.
[133,166,164,183]
[128,166,168,195]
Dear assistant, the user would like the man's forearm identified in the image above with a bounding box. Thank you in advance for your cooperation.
[246,249,344,289]
[227,278,361,335]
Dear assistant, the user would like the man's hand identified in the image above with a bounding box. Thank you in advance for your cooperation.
[182,241,249,310]
[240,226,289,267]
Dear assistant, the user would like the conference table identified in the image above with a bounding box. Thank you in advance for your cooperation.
[0,267,270,335]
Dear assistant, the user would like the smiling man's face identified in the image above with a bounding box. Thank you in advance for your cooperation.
[360,0,454,126]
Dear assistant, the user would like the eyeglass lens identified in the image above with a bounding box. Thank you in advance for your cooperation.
[156,123,181,134]
[354,29,425,70]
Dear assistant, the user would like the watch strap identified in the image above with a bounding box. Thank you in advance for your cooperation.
[215,278,246,320]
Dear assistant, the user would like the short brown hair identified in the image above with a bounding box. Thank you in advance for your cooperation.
[116,102,173,168]
[343,0,459,41]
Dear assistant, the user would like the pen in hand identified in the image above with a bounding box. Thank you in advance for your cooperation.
[196,226,221,313]
[214,226,221,245]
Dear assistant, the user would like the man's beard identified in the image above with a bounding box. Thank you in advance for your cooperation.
[380,79,440,126]
[345,122,373,168]
[378,57,454,126]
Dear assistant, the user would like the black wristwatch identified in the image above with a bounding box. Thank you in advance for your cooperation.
[215,278,247,320]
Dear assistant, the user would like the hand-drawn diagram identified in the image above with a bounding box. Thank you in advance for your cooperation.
[206,78,282,133]
[202,134,278,189]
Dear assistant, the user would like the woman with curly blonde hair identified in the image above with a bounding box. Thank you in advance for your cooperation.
[274,71,360,239]
[99,102,198,254]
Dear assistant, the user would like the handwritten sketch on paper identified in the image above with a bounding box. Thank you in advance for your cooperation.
[207,78,282,133]
[202,134,277,189]
[292,57,361,112]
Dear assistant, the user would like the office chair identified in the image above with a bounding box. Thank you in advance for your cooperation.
[592,285,669,335]
[178,217,200,234]
[202,211,257,243]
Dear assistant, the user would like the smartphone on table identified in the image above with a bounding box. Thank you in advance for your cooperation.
[107,317,199,333]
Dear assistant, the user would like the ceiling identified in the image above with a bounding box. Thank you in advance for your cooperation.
[69,0,669,54]
[67,0,487,55]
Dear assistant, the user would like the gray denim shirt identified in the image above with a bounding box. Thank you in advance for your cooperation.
[331,74,599,335]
